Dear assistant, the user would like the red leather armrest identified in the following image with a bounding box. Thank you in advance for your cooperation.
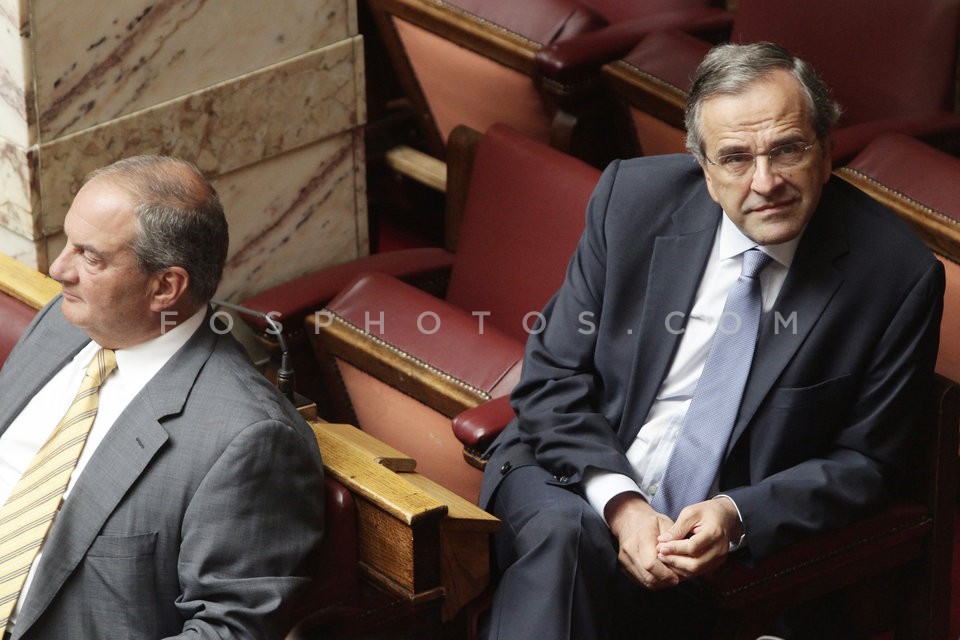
[615,28,713,94]
[452,394,516,454]
[536,10,731,86]
[296,475,359,618]
[239,248,454,337]
[452,0,608,44]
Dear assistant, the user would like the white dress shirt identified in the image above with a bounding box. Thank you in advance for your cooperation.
[0,308,205,623]
[583,215,800,522]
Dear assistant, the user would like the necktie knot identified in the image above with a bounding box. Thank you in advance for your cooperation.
[86,348,117,387]
[741,248,773,279]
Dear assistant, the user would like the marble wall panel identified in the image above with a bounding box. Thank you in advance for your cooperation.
[40,130,367,301]
[31,0,358,140]
[0,137,36,239]
[214,131,367,302]
[0,223,39,265]
[0,0,31,147]
[36,36,364,253]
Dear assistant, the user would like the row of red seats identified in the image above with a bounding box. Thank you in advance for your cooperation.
[367,0,960,172]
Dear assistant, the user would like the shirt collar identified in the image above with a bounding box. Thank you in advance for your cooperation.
[718,212,804,269]
[98,307,206,375]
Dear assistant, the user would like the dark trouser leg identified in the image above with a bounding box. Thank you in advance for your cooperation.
[482,465,619,640]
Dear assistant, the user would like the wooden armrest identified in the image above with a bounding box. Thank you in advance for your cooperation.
[311,420,499,621]
[0,253,61,310]
[385,145,448,192]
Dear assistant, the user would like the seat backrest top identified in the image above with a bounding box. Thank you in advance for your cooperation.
[583,0,721,23]
[844,133,960,230]
[445,124,601,342]
[445,0,608,45]
[732,0,960,124]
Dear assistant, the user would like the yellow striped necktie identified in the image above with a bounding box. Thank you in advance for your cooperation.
[0,348,117,633]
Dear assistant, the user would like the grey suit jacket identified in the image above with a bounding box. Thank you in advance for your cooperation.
[481,154,944,561]
[0,299,325,639]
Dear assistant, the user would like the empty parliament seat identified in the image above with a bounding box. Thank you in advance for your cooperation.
[304,123,601,503]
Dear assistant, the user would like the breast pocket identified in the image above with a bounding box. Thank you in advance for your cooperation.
[758,375,856,461]
[766,374,855,410]
[82,532,161,638]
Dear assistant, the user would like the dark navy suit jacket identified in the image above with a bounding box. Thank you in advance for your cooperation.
[480,154,944,561]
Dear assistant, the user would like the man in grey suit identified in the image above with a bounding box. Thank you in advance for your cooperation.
[479,43,944,638]
[0,156,325,638]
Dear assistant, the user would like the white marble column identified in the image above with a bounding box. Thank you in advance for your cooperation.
[0,0,367,301]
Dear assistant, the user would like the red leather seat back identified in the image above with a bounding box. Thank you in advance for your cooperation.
[445,124,602,343]
[732,0,960,124]
[0,295,37,365]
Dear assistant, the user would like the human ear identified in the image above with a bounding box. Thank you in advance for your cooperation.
[149,266,191,312]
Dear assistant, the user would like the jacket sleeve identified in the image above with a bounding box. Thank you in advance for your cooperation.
[169,418,325,639]
[510,160,640,485]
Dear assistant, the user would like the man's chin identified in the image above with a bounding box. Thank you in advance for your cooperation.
[745,217,806,246]
[58,298,84,326]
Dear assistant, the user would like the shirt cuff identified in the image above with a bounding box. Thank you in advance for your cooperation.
[583,469,643,524]
[714,494,746,552]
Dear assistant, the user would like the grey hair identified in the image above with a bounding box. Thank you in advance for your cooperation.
[85,155,228,305]
[684,42,842,162]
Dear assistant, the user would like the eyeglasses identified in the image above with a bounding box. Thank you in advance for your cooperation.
[704,141,817,178]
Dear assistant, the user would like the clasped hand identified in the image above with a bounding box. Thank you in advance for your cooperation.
[605,492,743,590]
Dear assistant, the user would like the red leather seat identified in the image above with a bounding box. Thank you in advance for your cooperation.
[309,123,600,502]
[243,123,600,502]
[0,295,38,364]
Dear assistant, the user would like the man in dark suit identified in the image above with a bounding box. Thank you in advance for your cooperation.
[479,42,944,639]
[0,156,325,638]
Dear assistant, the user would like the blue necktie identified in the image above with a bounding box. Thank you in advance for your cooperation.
[651,248,773,520]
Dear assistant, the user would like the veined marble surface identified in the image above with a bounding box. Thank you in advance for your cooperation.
[215,130,368,301]
[37,36,364,252]
[41,130,368,300]
[0,139,36,239]
[31,0,357,141]
[0,0,367,301]
[0,0,31,147]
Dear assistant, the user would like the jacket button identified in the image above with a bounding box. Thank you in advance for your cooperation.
[500,462,512,475]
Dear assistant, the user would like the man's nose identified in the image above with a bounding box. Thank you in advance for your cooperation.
[48,248,72,283]
[750,156,784,194]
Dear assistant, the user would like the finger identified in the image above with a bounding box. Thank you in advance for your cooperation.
[619,548,680,590]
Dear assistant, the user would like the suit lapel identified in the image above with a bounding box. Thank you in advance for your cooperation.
[620,195,721,446]
[0,299,88,436]
[14,313,220,635]
[727,194,848,452]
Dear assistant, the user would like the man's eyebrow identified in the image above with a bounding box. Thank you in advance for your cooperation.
[75,242,108,260]
[716,135,806,157]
